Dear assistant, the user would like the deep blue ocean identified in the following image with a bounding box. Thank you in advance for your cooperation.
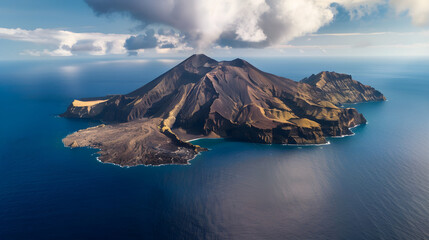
[0,57,428,240]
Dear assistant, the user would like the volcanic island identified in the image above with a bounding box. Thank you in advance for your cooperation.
[61,54,385,166]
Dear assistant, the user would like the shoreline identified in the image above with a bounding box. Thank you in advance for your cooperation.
[95,156,195,168]
[189,136,332,147]
[329,122,367,138]
[65,121,368,167]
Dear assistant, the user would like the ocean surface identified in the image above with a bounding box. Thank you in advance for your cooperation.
[0,57,428,240]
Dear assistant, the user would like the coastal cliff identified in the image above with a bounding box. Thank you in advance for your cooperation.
[300,71,386,104]
[62,54,385,166]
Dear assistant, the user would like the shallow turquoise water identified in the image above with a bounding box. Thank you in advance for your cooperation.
[0,57,428,239]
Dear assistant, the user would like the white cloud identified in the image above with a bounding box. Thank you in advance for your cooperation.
[0,27,129,56]
[84,0,398,49]
[155,31,192,51]
[0,27,189,56]
[2,0,429,57]
[84,0,429,49]
[85,0,337,48]
[390,0,429,26]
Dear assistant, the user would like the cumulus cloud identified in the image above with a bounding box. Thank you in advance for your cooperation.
[2,0,428,56]
[123,28,188,51]
[85,0,429,49]
[124,29,158,50]
[85,0,390,49]
[0,27,188,56]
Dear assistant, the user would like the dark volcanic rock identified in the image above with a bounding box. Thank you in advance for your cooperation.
[301,71,386,104]
[62,54,385,166]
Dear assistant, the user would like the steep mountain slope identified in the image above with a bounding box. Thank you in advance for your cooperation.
[62,54,385,166]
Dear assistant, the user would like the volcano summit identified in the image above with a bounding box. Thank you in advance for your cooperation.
[62,54,385,166]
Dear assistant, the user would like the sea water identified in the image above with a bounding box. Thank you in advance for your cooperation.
[0,57,428,239]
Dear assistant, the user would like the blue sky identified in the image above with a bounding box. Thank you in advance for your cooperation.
[1,0,429,59]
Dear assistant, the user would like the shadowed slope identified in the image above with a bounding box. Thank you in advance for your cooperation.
[61,54,218,122]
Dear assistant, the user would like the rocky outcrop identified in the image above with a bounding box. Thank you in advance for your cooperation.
[62,54,385,166]
[63,118,206,166]
[300,71,386,104]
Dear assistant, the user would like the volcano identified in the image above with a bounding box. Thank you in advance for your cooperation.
[62,54,385,166]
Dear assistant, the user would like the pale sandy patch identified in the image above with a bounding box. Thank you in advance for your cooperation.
[72,99,107,107]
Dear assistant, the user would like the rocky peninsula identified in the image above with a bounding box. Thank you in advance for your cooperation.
[62,54,385,166]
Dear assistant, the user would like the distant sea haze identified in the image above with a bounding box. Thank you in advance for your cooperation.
[0,57,428,239]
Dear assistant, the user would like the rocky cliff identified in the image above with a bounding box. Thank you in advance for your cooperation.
[300,71,386,104]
